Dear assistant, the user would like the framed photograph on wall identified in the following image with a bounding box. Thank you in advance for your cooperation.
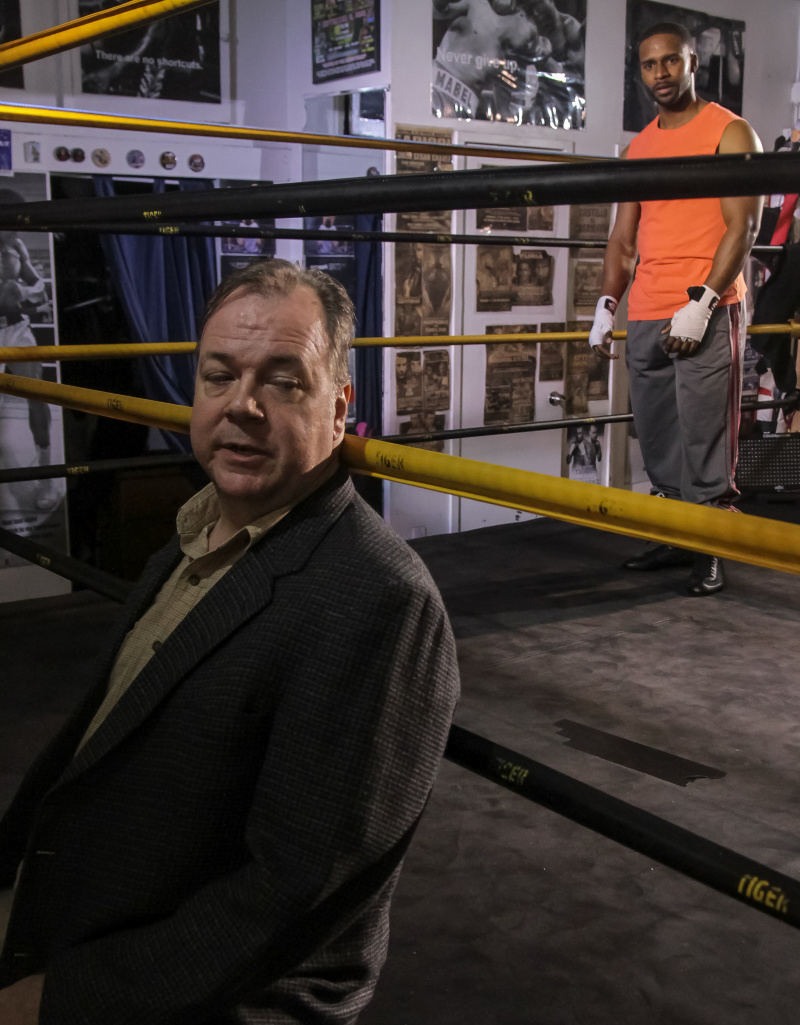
[78,0,221,103]
[624,1,744,133]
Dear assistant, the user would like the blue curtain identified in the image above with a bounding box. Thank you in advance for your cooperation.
[353,213,383,436]
[94,176,218,451]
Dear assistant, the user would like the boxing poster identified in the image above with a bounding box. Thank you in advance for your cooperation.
[484,340,537,425]
[477,244,554,311]
[432,0,586,130]
[395,349,449,420]
[395,351,423,416]
[394,126,454,336]
[475,165,555,232]
[0,0,23,90]
[514,249,554,306]
[538,322,567,380]
[564,423,604,483]
[569,204,611,240]
[395,125,453,234]
[79,0,221,103]
[570,250,604,316]
[624,1,745,132]
[0,173,68,579]
[564,340,589,414]
[312,0,380,84]
[587,346,609,401]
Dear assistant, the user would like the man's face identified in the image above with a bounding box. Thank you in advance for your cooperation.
[639,34,697,110]
[190,287,350,519]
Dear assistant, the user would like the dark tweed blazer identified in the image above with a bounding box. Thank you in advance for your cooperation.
[0,469,459,1024]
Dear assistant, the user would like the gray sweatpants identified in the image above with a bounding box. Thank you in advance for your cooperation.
[626,302,745,507]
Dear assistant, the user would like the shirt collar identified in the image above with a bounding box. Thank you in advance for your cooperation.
[176,483,293,561]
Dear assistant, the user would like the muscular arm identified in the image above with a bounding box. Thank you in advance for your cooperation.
[588,147,639,360]
[704,119,763,296]
[664,119,763,355]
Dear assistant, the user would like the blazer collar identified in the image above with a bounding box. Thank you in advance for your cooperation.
[54,469,356,790]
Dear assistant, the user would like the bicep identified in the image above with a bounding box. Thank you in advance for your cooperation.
[718,120,764,230]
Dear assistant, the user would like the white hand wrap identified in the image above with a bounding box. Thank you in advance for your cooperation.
[588,295,617,348]
[670,285,720,343]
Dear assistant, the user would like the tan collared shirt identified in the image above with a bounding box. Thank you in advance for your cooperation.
[75,484,292,755]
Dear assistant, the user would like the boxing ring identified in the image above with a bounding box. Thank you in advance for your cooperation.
[2,5,800,996]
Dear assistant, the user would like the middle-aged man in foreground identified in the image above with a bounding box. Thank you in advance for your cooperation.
[589,21,763,596]
[0,260,460,1024]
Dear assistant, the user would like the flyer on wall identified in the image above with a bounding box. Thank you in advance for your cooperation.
[0,172,68,574]
[79,0,221,102]
[564,423,604,484]
[624,0,745,132]
[483,339,537,426]
[476,245,554,312]
[538,322,567,380]
[569,204,612,241]
[394,126,454,336]
[475,167,555,232]
[570,250,604,317]
[432,0,586,130]
[312,0,381,84]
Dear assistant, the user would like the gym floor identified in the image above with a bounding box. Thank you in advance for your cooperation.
[2,498,799,1024]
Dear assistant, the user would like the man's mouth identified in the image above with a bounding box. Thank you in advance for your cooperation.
[216,442,270,462]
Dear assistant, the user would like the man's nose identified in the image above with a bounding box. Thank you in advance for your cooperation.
[226,381,265,422]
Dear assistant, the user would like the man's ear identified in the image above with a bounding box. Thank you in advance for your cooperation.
[690,51,699,74]
[333,382,353,441]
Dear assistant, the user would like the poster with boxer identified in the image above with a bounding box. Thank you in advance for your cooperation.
[312,0,380,84]
[624,1,745,132]
[432,0,586,130]
[564,423,604,483]
[570,250,605,317]
[514,249,554,306]
[0,172,68,581]
[79,0,221,103]
[538,322,566,379]
[0,0,23,89]
[483,340,537,425]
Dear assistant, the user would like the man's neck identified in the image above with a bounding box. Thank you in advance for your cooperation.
[208,458,339,550]
[657,94,707,130]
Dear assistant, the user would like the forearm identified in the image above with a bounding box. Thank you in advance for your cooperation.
[703,221,758,297]
[600,240,636,302]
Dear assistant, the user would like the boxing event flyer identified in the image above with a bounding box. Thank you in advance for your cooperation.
[564,422,605,485]
[475,164,556,233]
[624,1,745,132]
[484,331,537,426]
[79,0,221,103]
[394,125,454,337]
[432,0,586,130]
[312,0,381,84]
[0,172,68,582]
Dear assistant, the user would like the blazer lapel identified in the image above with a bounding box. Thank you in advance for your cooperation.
[52,470,356,790]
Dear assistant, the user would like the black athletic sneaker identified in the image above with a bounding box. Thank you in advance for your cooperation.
[622,544,695,571]
[687,554,725,596]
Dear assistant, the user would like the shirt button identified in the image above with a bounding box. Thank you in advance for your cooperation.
[188,574,201,586]
[152,640,162,652]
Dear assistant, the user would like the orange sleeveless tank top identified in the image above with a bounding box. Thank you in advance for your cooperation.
[627,102,747,320]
